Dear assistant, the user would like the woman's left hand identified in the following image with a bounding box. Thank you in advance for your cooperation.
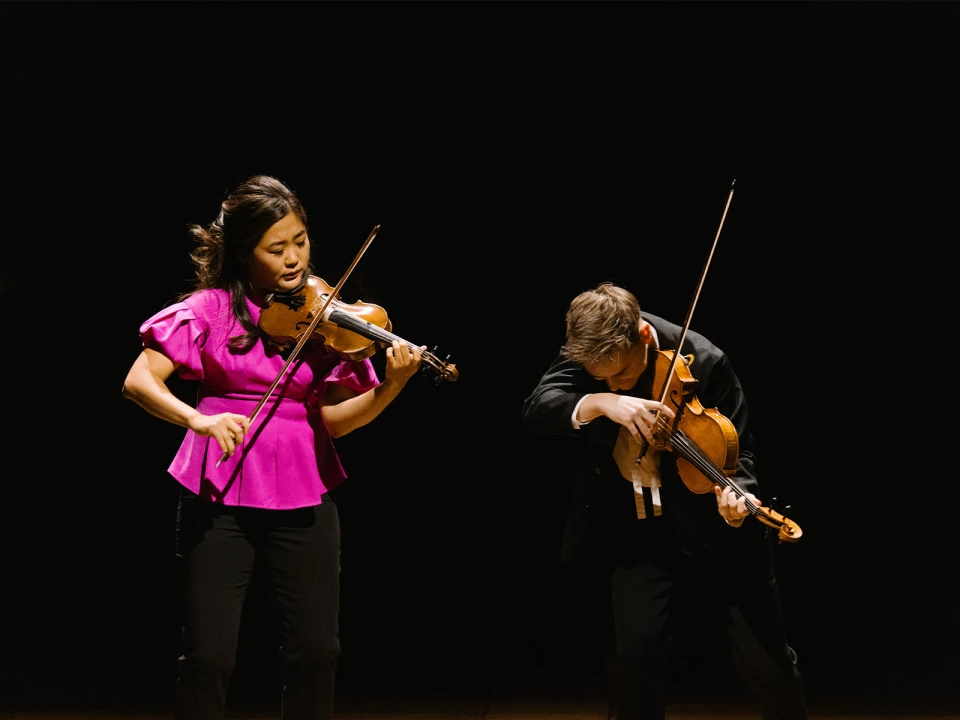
[384,340,423,387]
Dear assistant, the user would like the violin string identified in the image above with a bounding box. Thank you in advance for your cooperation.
[650,416,725,485]
[649,415,765,517]
[672,434,763,516]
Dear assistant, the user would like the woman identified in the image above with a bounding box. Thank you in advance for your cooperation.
[122,175,422,719]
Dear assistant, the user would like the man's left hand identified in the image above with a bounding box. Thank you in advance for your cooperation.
[714,485,760,527]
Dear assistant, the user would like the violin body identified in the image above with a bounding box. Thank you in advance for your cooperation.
[259,275,393,361]
[650,349,739,494]
[648,348,801,542]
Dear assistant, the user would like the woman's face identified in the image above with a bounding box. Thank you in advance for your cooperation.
[248,212,310,292]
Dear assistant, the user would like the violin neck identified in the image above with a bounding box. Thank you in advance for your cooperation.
[328,308,419,354]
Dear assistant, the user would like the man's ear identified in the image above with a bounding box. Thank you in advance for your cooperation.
[639,321,654,345]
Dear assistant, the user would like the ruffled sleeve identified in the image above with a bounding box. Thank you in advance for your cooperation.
[139,302,207,381]
[304,356,380,421]
[324,357,380,394]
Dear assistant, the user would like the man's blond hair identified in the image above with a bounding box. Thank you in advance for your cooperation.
[563,282,642,366]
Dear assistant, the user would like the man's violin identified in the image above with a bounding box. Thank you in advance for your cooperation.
[635,180,802,543]
[645,348,802,542]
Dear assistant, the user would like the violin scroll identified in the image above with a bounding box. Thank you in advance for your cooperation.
[754,503,803,543]
[422,346,459,385]
[756,496,802,543]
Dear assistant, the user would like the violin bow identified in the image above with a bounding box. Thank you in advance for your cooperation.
[215,224,381,467]
[637,180,736,464]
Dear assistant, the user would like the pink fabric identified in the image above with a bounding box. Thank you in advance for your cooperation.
[139,289,380,509]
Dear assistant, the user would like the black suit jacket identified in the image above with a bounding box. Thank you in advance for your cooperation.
[521,313,770,570]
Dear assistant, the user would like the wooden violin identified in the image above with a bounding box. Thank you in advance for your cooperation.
[259,274,459,385]
[635,180,802,543]
[215,224,456,467]
[646,348,802,542]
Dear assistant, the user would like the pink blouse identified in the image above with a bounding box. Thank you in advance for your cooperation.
[139,289,380,509]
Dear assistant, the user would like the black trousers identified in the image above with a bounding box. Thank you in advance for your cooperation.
[608,542,807,720]
[173,492,341,720]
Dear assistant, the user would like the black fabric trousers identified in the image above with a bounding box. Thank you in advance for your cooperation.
[173,492,341,720]
[608,544,807,720]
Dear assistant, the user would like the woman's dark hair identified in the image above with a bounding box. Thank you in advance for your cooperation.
[182,175,310,351]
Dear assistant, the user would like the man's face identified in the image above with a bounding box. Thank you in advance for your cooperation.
[582,323,652,392]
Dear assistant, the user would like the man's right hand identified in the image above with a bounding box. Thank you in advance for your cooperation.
[602,394,675,445]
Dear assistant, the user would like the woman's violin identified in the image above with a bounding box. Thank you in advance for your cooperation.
[259,274,459,384]
[215,224,456,467]
[634,180,802,543]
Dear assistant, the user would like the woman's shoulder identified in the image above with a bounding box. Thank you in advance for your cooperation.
[182,288,232,320]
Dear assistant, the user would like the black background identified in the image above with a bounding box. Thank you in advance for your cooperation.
[2,1,958,715]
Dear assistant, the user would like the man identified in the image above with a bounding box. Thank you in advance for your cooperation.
[521,281,806,720]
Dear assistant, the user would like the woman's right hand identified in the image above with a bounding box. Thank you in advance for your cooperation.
[189,412,251,457]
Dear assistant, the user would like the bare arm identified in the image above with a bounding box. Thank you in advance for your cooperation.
[121,347,249,457]
[122,348,199,427]
[320,340,422,438]
[319,379,407,438]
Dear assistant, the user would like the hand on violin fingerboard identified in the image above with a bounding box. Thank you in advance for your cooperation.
[383,340,425,387]
[715,485,760,527]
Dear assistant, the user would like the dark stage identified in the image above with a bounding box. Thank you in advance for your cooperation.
[1,1,958,718]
